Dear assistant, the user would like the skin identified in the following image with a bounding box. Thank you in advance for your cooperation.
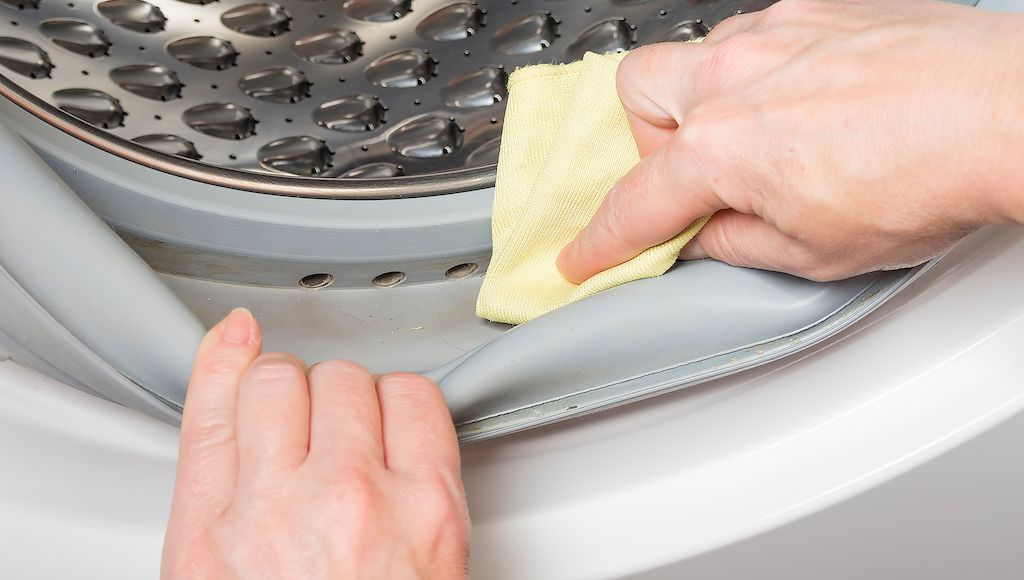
[559,0,1024,284]
[161,308,469,580]
[165,1,1024,576]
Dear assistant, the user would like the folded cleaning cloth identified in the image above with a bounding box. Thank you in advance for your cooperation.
[475,51,709,325]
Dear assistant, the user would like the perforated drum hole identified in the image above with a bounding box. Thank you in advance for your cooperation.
[299,272,335,289]
[445,262,478,278]
[372,271,406,287]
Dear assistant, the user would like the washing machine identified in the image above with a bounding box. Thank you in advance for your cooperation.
[1,0,1021,578]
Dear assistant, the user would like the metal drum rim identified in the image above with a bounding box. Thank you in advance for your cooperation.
[0,71,497,200]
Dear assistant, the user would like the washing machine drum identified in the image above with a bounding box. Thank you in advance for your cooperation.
[0,0,775,180]
[0,0,922,440]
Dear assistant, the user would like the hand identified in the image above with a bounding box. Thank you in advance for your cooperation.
[558,0,1024,283]
[161,308,469,580]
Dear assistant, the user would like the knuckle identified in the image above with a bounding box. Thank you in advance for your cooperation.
[309,359,371,382]
[329,465,382,502]
[378,374,451,419]
[425,497,466,537]
[193,356,246,383]
[762,0,817,24]
[317,488,375,530]
[414,475,468,532]
[378,373,438,398]
[182,416,235,448]
[705,12,750,44]
[618,44,666,82]
[615,46,645,88]
[616,44,680,122]
[246,354,304,381]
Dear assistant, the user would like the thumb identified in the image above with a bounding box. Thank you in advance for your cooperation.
[616,42,714,157]
[681,210,828,279]
[615,13,758,158]
[557,141,725,284]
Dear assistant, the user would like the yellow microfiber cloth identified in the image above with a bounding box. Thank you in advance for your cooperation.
[475,51,708,325]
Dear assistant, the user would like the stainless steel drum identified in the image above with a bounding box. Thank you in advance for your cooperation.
[0,0,771,193]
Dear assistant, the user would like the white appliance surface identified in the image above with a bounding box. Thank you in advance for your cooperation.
[2,224,1023,579]
[2,1,1023,577]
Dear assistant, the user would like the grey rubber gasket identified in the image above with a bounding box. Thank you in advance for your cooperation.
[444,264,927,442]
[0,122,203,412]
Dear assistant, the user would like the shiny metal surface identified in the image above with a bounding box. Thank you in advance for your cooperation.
[0,0,772,197]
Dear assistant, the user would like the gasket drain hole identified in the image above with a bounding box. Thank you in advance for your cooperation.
[445,263,478,278]
[373,271,406,287]
[299,272,335,289]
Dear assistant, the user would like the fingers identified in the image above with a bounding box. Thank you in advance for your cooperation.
[704,12,760,44]
[306,360,383,467]
[557,141,725,284]
[236,352,311,478]
[377,374,460,478]
[678,210,830,279]
[616,43,713,156]
[174,308,261,517]
[678,236,709,261]
[616,8,761,158]
[624,107,676,159]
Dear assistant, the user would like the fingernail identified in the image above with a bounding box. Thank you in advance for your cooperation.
[222,308,254,345]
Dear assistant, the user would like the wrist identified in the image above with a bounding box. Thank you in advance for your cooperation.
[972,12,1024,225]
